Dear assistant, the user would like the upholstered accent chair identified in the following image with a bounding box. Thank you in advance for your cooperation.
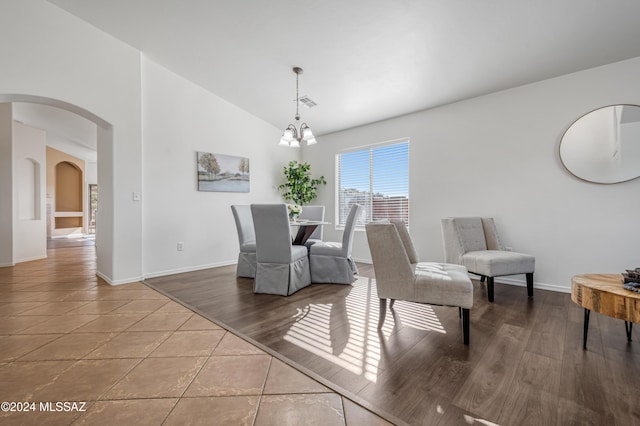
[251,204,311,296]
[366,220,473,345]
[441,217,535,302]
[299,205,325,248]
[309,204,361,284]
[230,205,256,278]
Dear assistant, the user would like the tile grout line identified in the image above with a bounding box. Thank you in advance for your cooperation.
[158,324,229,424]
[64,295,180,422]
[251,355,273,426]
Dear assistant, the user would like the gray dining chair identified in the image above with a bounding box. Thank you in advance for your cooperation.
[366,220,473,344]
[309,204,361,284]
[230,205,256,278]
[441,217,535,302]
[251,204,311,295]
[299,205,325,248]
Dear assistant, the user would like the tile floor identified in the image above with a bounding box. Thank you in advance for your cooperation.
[0,246,390,425]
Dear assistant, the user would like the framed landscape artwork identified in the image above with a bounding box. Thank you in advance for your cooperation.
[197,151,250,192]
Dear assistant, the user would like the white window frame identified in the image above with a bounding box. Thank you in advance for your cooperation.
[335,138,410,230]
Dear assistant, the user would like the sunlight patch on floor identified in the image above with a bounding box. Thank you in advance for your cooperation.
[283,277,445,383]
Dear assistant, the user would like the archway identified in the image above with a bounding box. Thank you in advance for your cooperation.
[0,94,113,280]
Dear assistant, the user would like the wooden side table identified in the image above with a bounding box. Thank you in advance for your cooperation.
[571,274,640,350]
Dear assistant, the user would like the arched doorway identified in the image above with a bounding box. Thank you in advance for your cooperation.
[0,94,113,279]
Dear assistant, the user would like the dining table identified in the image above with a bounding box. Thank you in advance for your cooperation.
[289,220,329,245]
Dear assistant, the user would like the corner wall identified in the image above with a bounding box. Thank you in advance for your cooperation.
[306,56,640,292]
[141,59,297,277]
[13,121,47,263]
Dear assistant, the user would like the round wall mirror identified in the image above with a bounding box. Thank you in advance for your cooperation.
[560,104,640,184]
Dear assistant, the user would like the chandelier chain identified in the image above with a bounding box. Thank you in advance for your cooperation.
[295,70,300,121]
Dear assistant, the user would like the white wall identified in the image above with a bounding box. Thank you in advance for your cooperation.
[13,121,47,262]
[306,56,640,292]
[0,104,13,266]
[86,162,98,185]
[142,59,298,277]
[0,0,142,283]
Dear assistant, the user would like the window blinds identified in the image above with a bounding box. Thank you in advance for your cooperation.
[336,140,409,227]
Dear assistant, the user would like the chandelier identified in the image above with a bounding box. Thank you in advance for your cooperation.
[279,67,317,147]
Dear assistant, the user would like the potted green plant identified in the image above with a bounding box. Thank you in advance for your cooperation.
[278,161,327,218]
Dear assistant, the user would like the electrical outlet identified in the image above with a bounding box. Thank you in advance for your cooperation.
[177,242,184,251]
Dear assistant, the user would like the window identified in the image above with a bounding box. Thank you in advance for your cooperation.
[336,140,409,228]
[88,184,98,234]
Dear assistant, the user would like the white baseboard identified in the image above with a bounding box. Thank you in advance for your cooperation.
[140,258,571,294]
[355,259,571,294]
[476,274,571,294]
[0,262,16,267]
[96,270,144,286]
[143,260,237,280]
[14,255,48,263]
[98,260,237,285]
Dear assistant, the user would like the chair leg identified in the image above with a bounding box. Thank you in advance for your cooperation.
[462,308,470,345]
[526,273,534,297]
[487,277,495,302]
[458,307,462,318]
[378,298,387,329]
[480,275,486,283]
[389,299,395,308]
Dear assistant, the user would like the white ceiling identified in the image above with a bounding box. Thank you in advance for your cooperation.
[48,0,640,136]
[12,102,97,162]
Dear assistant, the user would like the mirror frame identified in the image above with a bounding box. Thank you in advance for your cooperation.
[559,104,640,184]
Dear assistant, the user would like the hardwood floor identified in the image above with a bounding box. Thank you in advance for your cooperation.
[146,264,640,426]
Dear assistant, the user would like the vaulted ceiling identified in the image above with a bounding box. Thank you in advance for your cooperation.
[48,0,640,136]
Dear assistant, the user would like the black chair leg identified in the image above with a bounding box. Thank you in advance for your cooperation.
[487,277,494,302]
[390,299,395,308]
[458,306,462,318]
[625,321,633,341]
[526,273,534,297]
[378,298,387,329]
[462,308,470,345]
[480,275,486,283]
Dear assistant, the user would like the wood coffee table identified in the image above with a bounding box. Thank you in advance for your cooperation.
[571,274,640,350]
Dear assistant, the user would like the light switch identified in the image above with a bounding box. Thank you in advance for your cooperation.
[132,192,141,201]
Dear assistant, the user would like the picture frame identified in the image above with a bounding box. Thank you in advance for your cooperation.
[197,151,250,192]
